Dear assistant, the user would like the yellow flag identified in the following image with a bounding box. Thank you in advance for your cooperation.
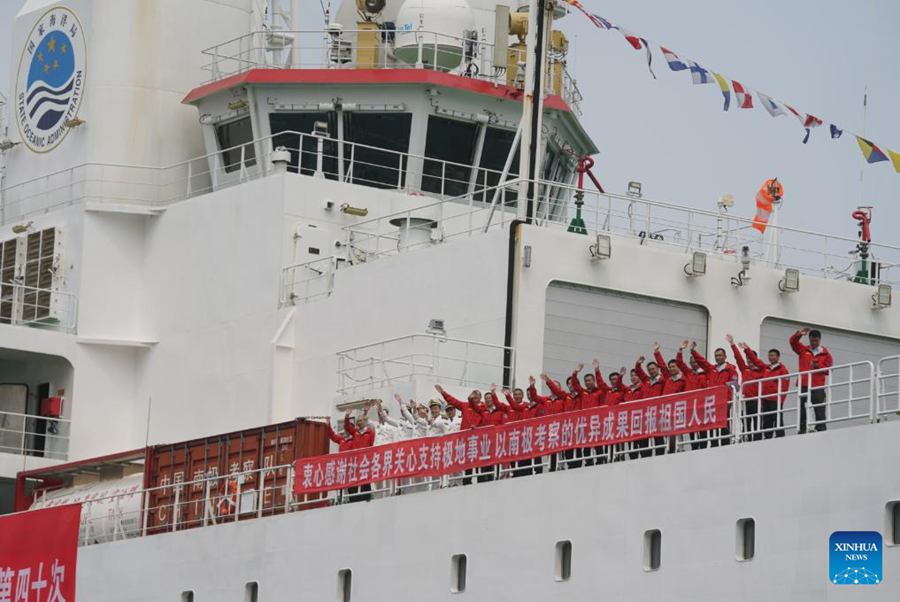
[889,149,900,173]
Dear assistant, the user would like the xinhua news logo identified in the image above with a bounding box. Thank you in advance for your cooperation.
[829,531,882,585]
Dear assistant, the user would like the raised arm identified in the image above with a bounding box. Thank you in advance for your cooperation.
[344,413,359,438]
[729,336,748,373]
[652,345,669,382]
[435,385,467,411]
[326,422,346,445]
[675,341,692,378]
[690,343,714,375]
[743,345,765,371]
[789,329,810,356]
[544,374,567,400]
[527,376,551,405]
[593,359,610,393]
[570,364,585,395]
[634,357,649,384]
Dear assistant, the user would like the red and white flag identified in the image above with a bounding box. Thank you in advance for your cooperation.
[732,80,753,108]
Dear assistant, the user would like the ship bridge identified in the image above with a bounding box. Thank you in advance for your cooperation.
[181,0,594,209]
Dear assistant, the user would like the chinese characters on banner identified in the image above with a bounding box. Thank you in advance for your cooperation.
[0,504,79,602]
[294,386,729,496]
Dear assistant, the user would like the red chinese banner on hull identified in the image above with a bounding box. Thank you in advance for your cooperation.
[294,386,729,495]
[0,504,80,601]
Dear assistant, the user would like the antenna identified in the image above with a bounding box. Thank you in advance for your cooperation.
[860,84,867,205]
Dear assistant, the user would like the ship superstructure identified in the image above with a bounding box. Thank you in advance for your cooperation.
[0,0,899,600]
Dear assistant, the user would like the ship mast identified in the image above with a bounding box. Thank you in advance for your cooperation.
[517,0,553,224]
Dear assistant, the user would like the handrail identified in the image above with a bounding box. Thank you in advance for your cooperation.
[65,354,900,548]
[0,409,71,460]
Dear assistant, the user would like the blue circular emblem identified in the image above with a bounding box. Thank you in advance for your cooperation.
[15,7,86,153]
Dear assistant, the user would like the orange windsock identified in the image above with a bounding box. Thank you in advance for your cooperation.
[752,178,784,234]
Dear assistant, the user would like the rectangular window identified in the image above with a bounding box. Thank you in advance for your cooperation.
[473,126,519,205]
[643,529,661,571]
[344,112,412,189]
[337,569,352,602]
[736,518,755,561]
[555,540,572,581]
[180,592,193,602]
[244,581,258,602]
[216,117,256,174]
[451,554,467,593]
[269,112,336,177]
[887,501,900,545]
[422,116,478,197]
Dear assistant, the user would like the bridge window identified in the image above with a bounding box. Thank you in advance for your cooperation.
[643,529,661,571]
[736,518,755,560]
[270,112,411,189]
[555,540,572,581]
[216,117,256,174]
[343,112,412,189]
[474,126,519,205]
[270,112,335,177]
[422,116,478,197]
[450,554,467,593]
[244,581,258,602]
[180,592,193,602]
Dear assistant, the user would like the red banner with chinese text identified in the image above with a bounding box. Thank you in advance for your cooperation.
[294,386,729,495]
[0,504,79,601]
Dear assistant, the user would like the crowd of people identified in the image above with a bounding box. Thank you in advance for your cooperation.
[325,328,834,495]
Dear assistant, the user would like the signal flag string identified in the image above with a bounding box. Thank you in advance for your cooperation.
[560,0,900,173]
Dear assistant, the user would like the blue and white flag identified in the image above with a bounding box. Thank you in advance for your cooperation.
[757,92,786,117]
[830,124,843,139]
[688,61,712,84]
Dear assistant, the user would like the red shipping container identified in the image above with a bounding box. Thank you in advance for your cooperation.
[144,418,329,533]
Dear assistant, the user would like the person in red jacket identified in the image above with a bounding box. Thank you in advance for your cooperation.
[675,341,709,449]
[326,414,355,452]
[675,341,708,391]
[726,336,766,440]
[343,410,375,501]
[597,368,627,406]
[691,341,739,447]
[436,385,484,430]
[485,387,508,426]
[623,368,645,402]
[790,328,834,433]
[570,360,607,409]
[650,343,686,454]
[634,353,664,399]
[745,345,791,439]
[435,384,485,485]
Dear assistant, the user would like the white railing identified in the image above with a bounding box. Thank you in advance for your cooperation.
[0,282,78,333]
[472,179,900,286]
[336,333,515,398]
[0,130,510,225]
[66,355,900,548]
[200,29,582,113]
[0,410,70,460]
[280,256,338,305]
[875,355,900,418]
[343,184,519,263]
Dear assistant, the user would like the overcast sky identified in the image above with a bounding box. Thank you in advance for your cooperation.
[2,0,898,248]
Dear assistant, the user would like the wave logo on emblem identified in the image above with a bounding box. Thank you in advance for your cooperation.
[15,7,86,153]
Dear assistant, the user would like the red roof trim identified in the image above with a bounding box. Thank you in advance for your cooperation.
[182,68,572,112]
